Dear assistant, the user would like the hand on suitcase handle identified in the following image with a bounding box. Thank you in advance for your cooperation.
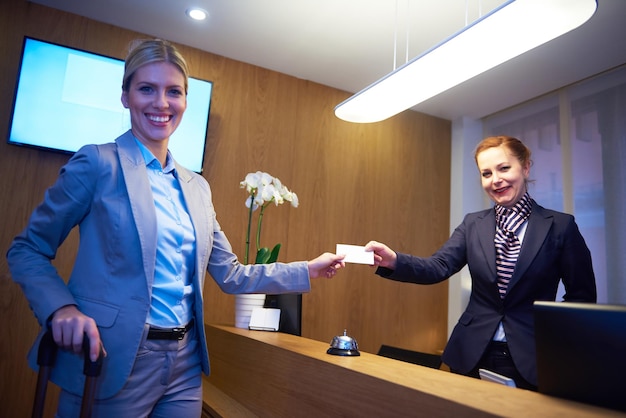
[82,334,104,377]
[38,329,104,376]
[35,330,103,418]
[50,305,107,362]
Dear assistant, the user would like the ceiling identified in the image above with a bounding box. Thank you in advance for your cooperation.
[30,0,626,121]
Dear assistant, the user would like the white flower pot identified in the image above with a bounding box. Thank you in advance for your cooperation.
[234,294,266,328]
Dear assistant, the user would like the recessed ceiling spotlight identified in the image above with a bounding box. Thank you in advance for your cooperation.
[186,7,208,21]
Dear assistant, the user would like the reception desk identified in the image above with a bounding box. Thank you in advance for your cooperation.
[202,324,623,417]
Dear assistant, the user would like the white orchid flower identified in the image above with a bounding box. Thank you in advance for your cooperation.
[259,183,276,204]
[244,195,260,211]
[240,171,299,264]
[284,191,299,208]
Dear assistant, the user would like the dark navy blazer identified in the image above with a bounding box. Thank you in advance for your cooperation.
[377,202,596,385]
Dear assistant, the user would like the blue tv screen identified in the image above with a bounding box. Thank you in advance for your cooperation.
[7,37,213,173]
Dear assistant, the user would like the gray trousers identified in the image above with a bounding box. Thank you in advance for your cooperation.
[56,323,202,418]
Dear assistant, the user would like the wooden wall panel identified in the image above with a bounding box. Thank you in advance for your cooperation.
[0,1,451,416]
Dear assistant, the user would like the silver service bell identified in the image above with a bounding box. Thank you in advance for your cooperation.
[327,329,360,356]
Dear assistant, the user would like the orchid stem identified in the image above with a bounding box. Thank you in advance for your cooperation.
[256,203,267,252]
[244,194,254,264]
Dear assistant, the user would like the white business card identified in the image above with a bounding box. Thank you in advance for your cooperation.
[336,244,374,265]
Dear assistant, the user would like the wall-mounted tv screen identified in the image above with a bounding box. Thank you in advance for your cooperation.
[7,37,213,173]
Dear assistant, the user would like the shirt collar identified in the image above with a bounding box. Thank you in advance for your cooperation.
[134,138,177,175]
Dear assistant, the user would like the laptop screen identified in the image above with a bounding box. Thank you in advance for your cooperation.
[533,301,626,412]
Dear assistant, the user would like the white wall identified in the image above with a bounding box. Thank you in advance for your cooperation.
[447,117,486,337]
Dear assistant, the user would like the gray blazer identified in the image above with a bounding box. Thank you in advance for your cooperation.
[7,130,310,398]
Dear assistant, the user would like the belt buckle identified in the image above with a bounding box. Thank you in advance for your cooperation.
[172,327,185,340]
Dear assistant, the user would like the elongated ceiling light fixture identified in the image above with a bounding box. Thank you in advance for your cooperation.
[334,0,597,123]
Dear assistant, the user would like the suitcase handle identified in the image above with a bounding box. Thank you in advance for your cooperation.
[36,330,104,373]
[32,331,58,418]
[37,329,58,368]
[32,330,104,418]
[82,334,104,377]
[81,333,104,417]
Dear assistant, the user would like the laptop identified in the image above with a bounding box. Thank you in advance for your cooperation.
[533,301,626,412]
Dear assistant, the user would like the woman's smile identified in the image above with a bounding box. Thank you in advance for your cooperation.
[121,61,187,157]
[146,113,173,124]
[476,145,529,208]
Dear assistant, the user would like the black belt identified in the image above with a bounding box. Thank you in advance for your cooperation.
[147,318,195,340]
[488,340,510,355]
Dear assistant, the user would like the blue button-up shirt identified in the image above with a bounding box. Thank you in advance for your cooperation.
[136,139,196,327]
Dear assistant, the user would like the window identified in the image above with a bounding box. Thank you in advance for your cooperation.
[483,65,626,304]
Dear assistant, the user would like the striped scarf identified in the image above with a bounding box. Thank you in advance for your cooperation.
[494,192,533,298]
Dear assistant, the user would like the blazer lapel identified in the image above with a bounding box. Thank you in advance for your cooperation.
[175,163,210,280]
[507,203,553,292]
[116,132,158,288]
[176,167,205,253]
[175,163,210,314]
[476,209,498,283]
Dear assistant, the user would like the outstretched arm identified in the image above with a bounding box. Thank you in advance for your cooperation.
[308,253,346,278]
[364,241,398,270]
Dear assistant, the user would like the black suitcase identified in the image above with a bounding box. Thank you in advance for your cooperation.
[32,330,103,418]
